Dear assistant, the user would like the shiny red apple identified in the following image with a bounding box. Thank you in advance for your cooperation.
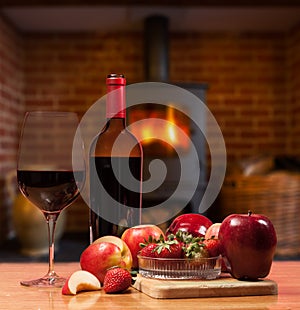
[121,224,165,269]
[166,213,213,238]
[219,211,277,280]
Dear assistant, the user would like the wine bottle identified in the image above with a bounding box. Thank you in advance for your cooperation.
[89,74,143,241]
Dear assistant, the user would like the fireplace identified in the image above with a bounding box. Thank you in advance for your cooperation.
[127,84,207,226]
[125,16,208,227]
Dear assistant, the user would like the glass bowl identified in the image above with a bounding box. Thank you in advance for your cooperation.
[137,255,222,280]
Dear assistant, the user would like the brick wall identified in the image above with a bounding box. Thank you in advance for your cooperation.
[23,33,144,119]
[0,16,24,174]
[1,14,300,235]
[172,32,289,162]
[287,23,300,155]
[0,15,24,242]
[22,31,292,163]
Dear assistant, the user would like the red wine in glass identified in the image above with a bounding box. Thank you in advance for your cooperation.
[17,111,85,287]
[17,170,84,213]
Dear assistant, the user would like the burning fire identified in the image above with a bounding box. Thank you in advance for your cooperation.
[129,104,190,153]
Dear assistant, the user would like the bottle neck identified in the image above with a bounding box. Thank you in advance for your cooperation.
[106,82,126,119]
[106,117,126,129]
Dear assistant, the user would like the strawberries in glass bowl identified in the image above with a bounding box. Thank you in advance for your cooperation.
[137,230,222,280]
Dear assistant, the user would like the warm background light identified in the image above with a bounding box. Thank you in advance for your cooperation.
[128,104,190,155]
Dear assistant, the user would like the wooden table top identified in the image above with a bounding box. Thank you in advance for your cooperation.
[0,261,299,309]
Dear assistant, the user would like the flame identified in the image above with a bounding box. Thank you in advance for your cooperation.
[129,105,190,152]
[141,126,153,144]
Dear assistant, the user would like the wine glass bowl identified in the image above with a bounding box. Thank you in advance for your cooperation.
[17,111,85,287]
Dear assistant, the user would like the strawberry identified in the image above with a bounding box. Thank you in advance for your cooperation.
[139,243,158,258]
[183,239,208,259]
[203,238,221,257]
[139,237,183,259]
[103,267,132,294]
[154,241,183,258]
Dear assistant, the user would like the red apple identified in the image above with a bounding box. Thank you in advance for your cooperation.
[205,223,221,239]
[219,211,277,280]
[121,224,164,269]
[62,270,101,295]
[80,242,129,283]
[166,213,213,238]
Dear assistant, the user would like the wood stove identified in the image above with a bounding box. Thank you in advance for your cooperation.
[126,15,208,227]
[127,83,207,228]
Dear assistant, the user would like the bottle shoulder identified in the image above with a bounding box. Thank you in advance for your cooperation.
[91,126,142,157]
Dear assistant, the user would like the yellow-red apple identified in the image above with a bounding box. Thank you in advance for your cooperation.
[121,224,164,269]
[205,223,221,239]
[80,242,128,283]
[62,270,101,295]
[204,222,228,272]
[93,235,132,270]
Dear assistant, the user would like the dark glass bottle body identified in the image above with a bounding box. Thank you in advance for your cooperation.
[89,74,143,241]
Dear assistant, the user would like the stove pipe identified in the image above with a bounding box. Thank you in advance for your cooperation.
[144,15,169,82]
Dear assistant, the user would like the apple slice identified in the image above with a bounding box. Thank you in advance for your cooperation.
[62,270,101,295]
[93,235,132,270]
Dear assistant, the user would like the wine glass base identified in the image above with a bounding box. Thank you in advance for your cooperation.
[20,275,66,288]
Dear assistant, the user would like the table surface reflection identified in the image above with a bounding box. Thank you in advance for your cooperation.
[0,261,299,309]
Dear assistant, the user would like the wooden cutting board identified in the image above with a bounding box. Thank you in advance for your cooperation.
[132,274,278,299]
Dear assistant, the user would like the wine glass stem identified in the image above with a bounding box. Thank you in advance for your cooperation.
[45,213,59,278]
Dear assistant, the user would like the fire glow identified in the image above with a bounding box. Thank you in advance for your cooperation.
[129,104,190,153]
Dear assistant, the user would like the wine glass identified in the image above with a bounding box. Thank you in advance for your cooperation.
[17,111,85,287]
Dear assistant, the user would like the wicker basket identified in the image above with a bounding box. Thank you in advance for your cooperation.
[219,171,300,258]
